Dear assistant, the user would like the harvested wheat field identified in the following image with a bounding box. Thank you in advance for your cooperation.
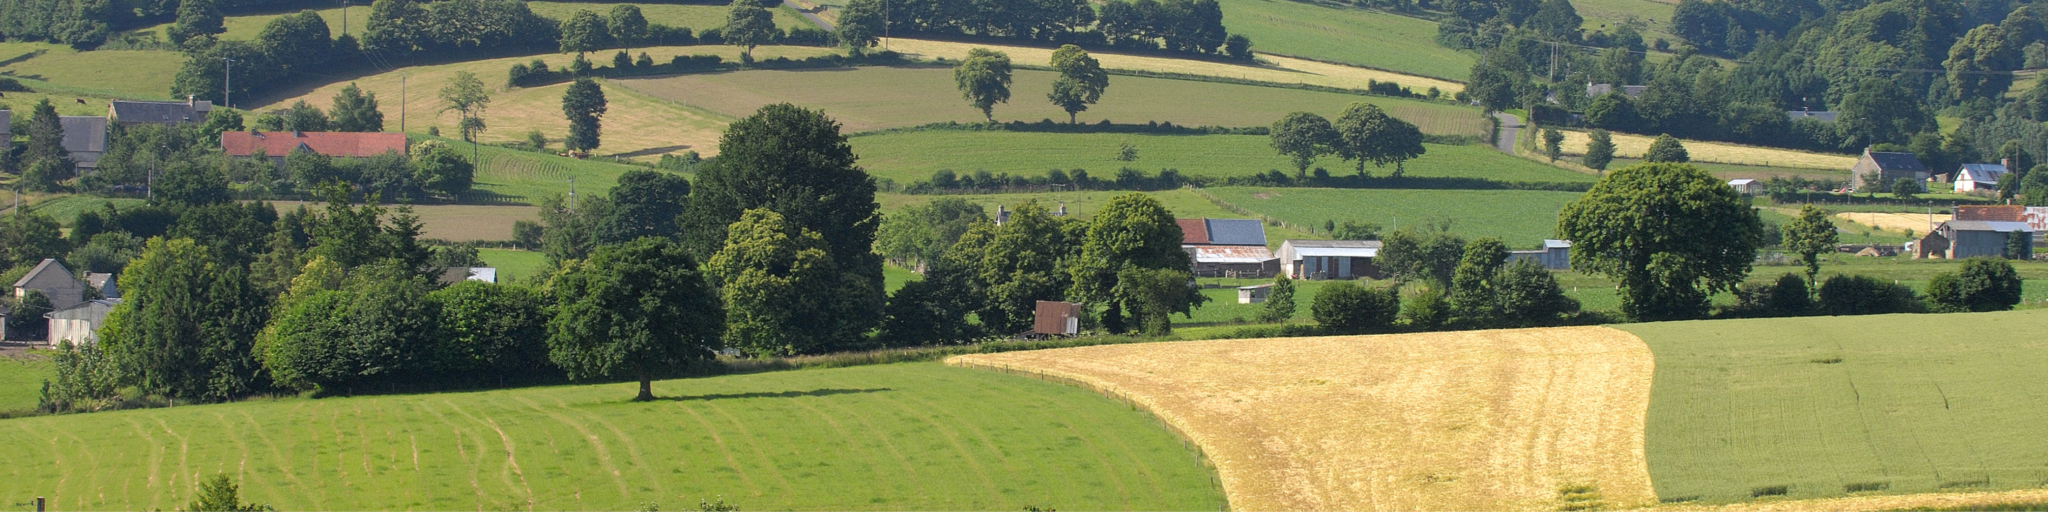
[1835,212,1950,234]
[880,38,1465,94]
[1559,131,1857,169]
[949,326,1659,511]
[1644,487,2048,512]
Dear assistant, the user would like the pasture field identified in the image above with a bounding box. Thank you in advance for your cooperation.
[615,66,1490,136]
[127,4,809,43]
[1570,0,1678,42]
[27,196,147,226]
[254,45,837,160]
[427,137,649,204]
[479,248,548,283]
[1184,278,1338,325]
[851,132,1591,185]
[1204,186,1585,245]
[1214,0,1474,80]
[0,349,54,413]
[1559,130,1857,169]
[0,42,183,99]
[126,6,360,42]
[1620,310,2048,504]
[878,188,1320,245]
[265,201,540,241]
[949,326,1658,510]
[878,38,1464,94]
[0,363,1225,511]
[883,263,922,293]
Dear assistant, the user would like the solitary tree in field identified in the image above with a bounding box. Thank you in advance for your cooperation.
[1048,45,1109,124]
[439,71,491,145]
[1335,102,1426,177]
[548,238,725,401]
[562,78,608,152]
[1558,162,1762,321]
[837,0,884,55]
[559,9,610,56]
[1779,205,1839,287]
[1644,133,1689,163]
[1270,111,1336,175]
[724,0,776,62]
[954,48,1013,122]
[328,83,384,132]
[1582,129,1615,171]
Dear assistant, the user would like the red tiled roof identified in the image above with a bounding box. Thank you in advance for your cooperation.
[1955,205,2023,222]
[1177,218,1209,245]
[221,131,407,158]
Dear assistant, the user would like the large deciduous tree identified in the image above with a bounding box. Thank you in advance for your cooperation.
[955,48,1013,122]
[724,0,776,61]
[328,83,385,132]
[559,9,610,56]
[166,0,224,45]
[1270,112,1336,174]
[608,4,648,47]
[548,238,724,401]
[439,71,491,144]
[681,103,884,348]
[1945,24,2016,102]
[598,169,691,243]
[709,209,870,355]
[1335,102,1425,177]
[1558,162,1762,320]
[98,237,268,401]
[1068,193,1201,334]
[562,78,608,152]
[836,0,884,54]
[949,200,1075,333]
[1047,44,1109,124]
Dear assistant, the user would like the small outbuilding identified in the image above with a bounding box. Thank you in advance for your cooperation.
[1507,240,1573,270]
[1936,220,2031,259]
[1238,283,1272,304]
[1728,179,1764,195]
[1032,300,1081,337]
[45,299,119,346]
[1278,240,1382,280]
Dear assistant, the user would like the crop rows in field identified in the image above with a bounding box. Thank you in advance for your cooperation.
[0,363,1224,511]
[1621,311,2048,504]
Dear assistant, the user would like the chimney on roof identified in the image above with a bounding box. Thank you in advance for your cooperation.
[188,95,195,106]
[293,130,305,138]
[2003,158,2013,170]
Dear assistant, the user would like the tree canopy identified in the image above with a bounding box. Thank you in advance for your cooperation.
[955,48,1014,122]
[548,237,724,401]
[1048,45,1109,124]
[562,78,608,152]
[1557,162,1762,321]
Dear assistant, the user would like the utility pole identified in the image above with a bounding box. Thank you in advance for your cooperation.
[222,56,235,108]
[400,75,406,132]
[883,0,889,51]
[340,0,350,36]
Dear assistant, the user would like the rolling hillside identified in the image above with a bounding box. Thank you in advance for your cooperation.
[0,363,1224,511]
[1216,0,1473,81]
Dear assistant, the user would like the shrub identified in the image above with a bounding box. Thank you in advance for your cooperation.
[1927,257,2024,312]
[0,77,27,92]
[1817,274,1925,315]
[1256,275,1297,323]
[1311,280,1400,334]
[427,281,552,387]
[1732,273,1812,317]
[1492,259,1580,326]
[1403,286,1450,329]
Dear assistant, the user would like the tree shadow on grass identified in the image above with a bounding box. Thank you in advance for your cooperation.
[654,388,893,401]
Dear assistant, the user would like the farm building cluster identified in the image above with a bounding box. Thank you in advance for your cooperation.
[5,98,409,176]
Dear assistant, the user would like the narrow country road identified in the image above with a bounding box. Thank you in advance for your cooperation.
[1493,112,1520,154]
[792,2,834,31]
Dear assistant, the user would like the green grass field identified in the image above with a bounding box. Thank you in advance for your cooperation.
[127,3,810,43]
[0,362,1225,511]
[615,66,1490,136]
[442,139,649,205]
[1204,186,1584,246]
[28,196,147,226]
[1570,0,1678,43]
[1621,310,2048,504]
[1611,158,1851,181]
[479,248,548,283]
[0,350,54,412]
[0,42,183,99]
[1217,0,1473,80]
[884,263,922,293]
[880,188,1320,245]
[852,132,1592,185]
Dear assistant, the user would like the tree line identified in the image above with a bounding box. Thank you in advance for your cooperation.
[834,0,1253,59]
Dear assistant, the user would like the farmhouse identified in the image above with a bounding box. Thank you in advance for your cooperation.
[221,131,408,167]
[1953,163,2009,192]
[1727,179,1763,195]
[1936,220,2031,259]
[15,259,86,311]
[1507,239,1572,269]
[1848,147,1929,190]
[1786,109,1839,122]
[1179,218,1278,278]
[45,299,119,346]
[60,115,108,172]
[1278,239,1381,279]
[108,98,213,126]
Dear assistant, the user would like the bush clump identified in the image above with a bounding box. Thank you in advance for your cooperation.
[1312,280,1400,334]
[1817,275,1925,316]
[1927,257,2024,312]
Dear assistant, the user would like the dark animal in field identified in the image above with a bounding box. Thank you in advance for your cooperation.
[75,98,86,105]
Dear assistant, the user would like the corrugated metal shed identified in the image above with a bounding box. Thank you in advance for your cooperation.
[1191,245,1277,263]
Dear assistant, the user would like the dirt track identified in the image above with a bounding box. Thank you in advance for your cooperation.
[949,326,1658,511]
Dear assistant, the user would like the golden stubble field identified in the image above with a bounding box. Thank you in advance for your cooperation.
[1558,131,1857,169]
[949,326,1659,511]
[878,38,1466,94]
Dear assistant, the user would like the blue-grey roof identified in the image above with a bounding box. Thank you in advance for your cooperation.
[1788,110,1839,122]
[1204,219,1267,246]
[1957,163,2009,183]
[110,100,211,124]
[1542,239,1572,249]
[1865,151,1928,172]
[1945,220,2032,233]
